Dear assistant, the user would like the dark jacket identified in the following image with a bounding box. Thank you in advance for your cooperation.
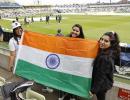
[91,49,115,94]
[0,27,3,35]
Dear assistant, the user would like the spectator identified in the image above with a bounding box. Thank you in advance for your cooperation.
[8,22,23,71]
[0,25,4,41]
[58,15,62,23]
[31,16,34,22]
[56,29,64,37]
[59,24,85,100]
[40,16,42,22]
[45,15,50,24]
[24,16,29,25]
[90,32,120,100]
[16,17,19,22]
[56,15,58,22]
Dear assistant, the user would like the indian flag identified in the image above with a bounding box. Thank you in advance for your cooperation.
[14,31,98,98]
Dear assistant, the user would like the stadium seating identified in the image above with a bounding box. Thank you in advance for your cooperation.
[115,43,130,75]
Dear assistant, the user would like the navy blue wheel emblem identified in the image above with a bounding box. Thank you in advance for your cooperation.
[45,54,60,69]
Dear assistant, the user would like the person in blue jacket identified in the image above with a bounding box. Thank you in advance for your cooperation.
[0,25,4,41]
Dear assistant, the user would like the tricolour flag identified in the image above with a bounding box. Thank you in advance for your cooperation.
[14,31,98,98]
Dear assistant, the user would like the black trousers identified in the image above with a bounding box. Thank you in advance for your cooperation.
[96,90,107,100]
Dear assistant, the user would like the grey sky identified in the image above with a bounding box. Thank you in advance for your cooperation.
[15,0,122,5]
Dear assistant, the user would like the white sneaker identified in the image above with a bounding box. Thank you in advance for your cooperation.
[42,87,53,93]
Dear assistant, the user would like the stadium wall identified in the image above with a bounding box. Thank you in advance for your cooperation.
[85,12,130,16]
[60,12,130,16]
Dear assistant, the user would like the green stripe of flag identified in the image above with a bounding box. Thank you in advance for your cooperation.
[15,59,92,98]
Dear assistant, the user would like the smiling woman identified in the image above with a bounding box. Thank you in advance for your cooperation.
[99,36,111,49]
[90,31,120,100]
[8,21,23,71]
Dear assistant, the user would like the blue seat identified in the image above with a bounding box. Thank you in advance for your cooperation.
[120,43,130,67]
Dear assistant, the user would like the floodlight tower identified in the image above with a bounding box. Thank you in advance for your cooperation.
[37,0,39,5]
[33,0,39,5]
[34,0,41,5]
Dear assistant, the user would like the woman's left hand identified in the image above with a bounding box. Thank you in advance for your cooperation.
[89,91,93,98]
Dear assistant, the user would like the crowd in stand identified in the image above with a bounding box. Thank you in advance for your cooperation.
[1,3,130,19]
[52,4,130,13]
[0,7,52,18]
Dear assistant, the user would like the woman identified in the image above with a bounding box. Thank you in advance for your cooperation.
[0,25,4,41]
[68,24,84,39]
[90,32,120,100]
[59,24,85,100]
[8,21,23,71]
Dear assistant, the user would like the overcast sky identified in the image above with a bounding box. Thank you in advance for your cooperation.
[15,0,122,5]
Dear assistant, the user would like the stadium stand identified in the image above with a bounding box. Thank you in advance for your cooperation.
[1,1,130,19]
[52,3,130,13]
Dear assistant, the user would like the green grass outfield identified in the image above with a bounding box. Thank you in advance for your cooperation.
[0,15,130,45]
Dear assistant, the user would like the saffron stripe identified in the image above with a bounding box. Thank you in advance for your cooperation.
[22,31,98,58]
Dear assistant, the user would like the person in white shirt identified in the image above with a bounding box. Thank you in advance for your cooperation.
[8,21,23,71]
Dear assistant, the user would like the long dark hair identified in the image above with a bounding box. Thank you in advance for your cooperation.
[94,32,120,66]
[103,32,120,65]
[69,24,85,39]
[13,29,19,44]
[103,32,120,57]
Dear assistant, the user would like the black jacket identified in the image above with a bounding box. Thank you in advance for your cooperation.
[91,49,115,94]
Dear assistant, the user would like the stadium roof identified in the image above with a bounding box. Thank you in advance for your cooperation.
[0,0,15,3]
[0,0,22,8]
